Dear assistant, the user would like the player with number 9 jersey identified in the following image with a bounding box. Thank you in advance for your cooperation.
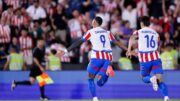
[82,27,115,61]
[64,16,127,101]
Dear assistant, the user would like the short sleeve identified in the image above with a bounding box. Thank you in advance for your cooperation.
[133,30,138,35]
[109,32,116,42]
[82,31,91,41]
[33,48,39,58]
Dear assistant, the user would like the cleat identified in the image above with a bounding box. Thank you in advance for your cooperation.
[40,96,49,101]
[106,65,115,77]
[11,80,16,91]
[164,96,170,101]
[150,76,158,91]
[93,97,99,101]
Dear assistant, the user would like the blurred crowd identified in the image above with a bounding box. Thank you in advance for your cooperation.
[0,0,179,71]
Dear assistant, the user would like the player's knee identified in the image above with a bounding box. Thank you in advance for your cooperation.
[88,73,95,79]
[97,80,104,87]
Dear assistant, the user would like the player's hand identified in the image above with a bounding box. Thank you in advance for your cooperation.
[126,51,132,58]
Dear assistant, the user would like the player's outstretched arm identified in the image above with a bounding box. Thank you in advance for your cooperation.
[113,41,127,51]
[67,39,84,52]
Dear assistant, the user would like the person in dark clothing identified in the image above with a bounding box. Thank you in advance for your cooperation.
[51,4,67,44]
[0,45,7,70]
[11,39,49,100]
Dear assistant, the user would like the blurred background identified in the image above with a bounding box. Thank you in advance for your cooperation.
[0,0,180,100]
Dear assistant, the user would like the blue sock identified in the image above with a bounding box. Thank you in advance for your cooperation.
[159,82,168,96]
[97,75,109,87]
[142,76,151,83]
[88,79,96,97]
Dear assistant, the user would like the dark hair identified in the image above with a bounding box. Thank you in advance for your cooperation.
[94,16,103,26]
[51,49,57,55]
[21,26,28,31]
[139,16,150,26]
[7,5,13,8]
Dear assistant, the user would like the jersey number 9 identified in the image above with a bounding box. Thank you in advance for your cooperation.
[144,35,156,48]
[100,35,106,48]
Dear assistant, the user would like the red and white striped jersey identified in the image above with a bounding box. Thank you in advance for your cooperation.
[0,24,11,44]
[82,27,116,61]
[68,19,82,39]
[19,36,33,56]
[134,27,160,62]
[11,15,27,27]
[137,0,148,17]
[2,10,13,21]
[5,0,20,9]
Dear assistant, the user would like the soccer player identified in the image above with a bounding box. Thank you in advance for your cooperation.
[11,39,49,100]
[126,16,170,101]
[59,16,127,101]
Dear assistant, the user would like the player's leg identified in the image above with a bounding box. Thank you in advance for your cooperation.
[88,73,97,99]
[152,59,169,101]
[140,62,152,83]
[97,60,110,87]
[87,59,102,101]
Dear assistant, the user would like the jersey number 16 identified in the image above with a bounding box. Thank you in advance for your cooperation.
[144,35,156,48]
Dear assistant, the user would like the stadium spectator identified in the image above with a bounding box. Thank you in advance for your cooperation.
[136,0,148,17]
[68,10,82,41]
[0,0,3,14]
[5,0,20,9]
[0,45,7,70]
[26,0,46,20]
[161,44,177,70]
[40,18,51,34]
[118,51,133,70]
[96,4,110,29]
[19,28,33,69]
[11,7,28,29]
[46,30,57,46]
[2,5,14,22]
[46,49,61,71]
[120,20,133,45]
[51,4,67,44]
[8,37,20,53]
[4,46,24,71]
[122,4,137,29]
[0,17,11,52]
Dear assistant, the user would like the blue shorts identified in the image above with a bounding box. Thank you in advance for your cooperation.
[140,59,163,77]
[87,59,110,76]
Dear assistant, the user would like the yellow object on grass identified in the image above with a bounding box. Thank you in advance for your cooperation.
[36,73,54,87]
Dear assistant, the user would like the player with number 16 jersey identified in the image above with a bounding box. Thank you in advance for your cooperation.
[127,16,170,101]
